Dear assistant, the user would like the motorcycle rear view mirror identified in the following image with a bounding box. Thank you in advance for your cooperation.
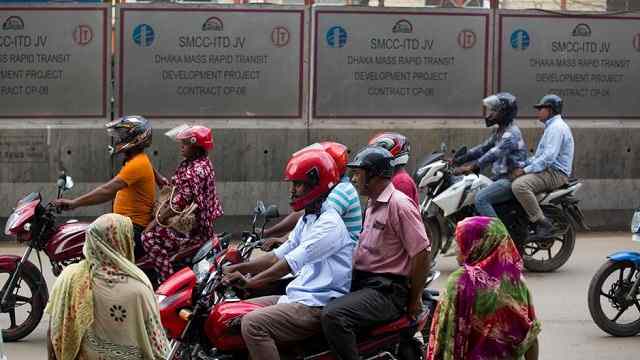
[264,205,279,220]
[254,200,266,215]
[453,146,468,158]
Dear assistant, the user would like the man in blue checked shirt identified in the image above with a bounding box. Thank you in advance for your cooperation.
[261,142,362,247]
[453,92,528,218]
[222,149,354,360]
[512,94,574,241]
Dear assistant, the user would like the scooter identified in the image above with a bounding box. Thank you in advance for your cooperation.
[588,208,640,337]
[414,145,588,272]
[1,173,210,341]
[157,203,440,360]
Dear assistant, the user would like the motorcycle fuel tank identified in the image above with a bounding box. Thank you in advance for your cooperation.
[46,221,89,262]
[205,301,264,351]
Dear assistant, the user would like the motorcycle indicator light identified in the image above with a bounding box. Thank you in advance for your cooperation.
[179,309,193,321]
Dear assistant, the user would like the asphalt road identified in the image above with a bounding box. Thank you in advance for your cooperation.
[2,232,640,359]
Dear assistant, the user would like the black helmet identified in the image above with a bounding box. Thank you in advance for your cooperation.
[533,94,563,115]
[482,92,518,127]
[347,146,394,179]
[105,115,152,155]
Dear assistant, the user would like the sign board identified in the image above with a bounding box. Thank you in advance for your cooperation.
[0,5,109,119]
[118,5,306,119]
[313,7,490,118]
[498,12,640,118]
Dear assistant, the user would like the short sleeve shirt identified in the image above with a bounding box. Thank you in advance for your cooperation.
[113,153,156,227]
[354,183,430,277]
[322,176,362,242]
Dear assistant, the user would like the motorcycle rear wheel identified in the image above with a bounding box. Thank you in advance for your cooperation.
[521,208,576,273]
[0,265,47,342]
[588,260,640,337]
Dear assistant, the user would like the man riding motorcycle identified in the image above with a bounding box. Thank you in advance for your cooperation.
[369,132,420,205]
[261,142,362,249]
[453,92,528,218]
[512,94,575,241]
[54,115,164,258]
[321,146,430,360]
[222,149,355,360]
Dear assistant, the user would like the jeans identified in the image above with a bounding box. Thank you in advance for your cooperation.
[474,178,514,218]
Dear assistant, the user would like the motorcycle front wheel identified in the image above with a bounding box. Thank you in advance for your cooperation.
[0,264,47,342]
[588,260,640,337]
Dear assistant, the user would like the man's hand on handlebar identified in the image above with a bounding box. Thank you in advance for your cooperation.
[53,198,77,211]
[453,163,476,176]
[222,271,249,288]
[261,237,285,251]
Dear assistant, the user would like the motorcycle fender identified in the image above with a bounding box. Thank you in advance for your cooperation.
[0,255,19,272]
[565,203,589,231]
[607,251,640,266]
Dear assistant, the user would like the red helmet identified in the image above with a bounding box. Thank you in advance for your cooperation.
[293,142,349,176]
[176,125,214,151]
[284,149,339,211]
[368,132,410,166]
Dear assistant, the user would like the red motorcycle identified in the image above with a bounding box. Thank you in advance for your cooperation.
[1,174,210,341]
[157,205,440,360]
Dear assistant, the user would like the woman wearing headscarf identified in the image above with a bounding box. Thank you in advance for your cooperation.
[47,213,169,360]
[142,125,223,283]
[427,216,540,360]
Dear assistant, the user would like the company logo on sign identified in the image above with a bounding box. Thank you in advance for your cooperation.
[458,29,476,49]
[73,25,93,46]
[2,16,24,30]
[133,24,155,47]
[572,23,592,37]
[202,16,223,32]
[510,29,530,51]
[326,26,347,48]
[271,26,290,48]
[392,19,413,34]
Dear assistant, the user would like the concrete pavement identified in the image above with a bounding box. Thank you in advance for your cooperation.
[2,232,640,359]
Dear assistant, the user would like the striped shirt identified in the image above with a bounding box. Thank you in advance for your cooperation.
[322,176,362,242]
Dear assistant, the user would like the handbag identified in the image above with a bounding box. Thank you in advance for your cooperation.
[155,186,198,236]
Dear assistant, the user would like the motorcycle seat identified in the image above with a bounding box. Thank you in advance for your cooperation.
[368,316,413,337]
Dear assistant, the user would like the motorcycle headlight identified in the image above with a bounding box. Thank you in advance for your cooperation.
[632,209,640,234]
[194,258,211,283]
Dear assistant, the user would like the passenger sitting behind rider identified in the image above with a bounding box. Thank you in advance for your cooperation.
[453,93,528,218]
[142,125,223,284]
[511,94,574,241]
[321,146,430,360]
[222,149,355,360]
[369,132,420,206]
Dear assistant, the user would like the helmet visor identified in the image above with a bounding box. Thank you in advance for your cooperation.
[165,124,191,141]
[107,127,130,144]
[482,95,501,112]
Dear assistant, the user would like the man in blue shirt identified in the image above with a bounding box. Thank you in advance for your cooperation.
[222,149,354,360]
[511,94,575,240]
[453,92,528,217]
